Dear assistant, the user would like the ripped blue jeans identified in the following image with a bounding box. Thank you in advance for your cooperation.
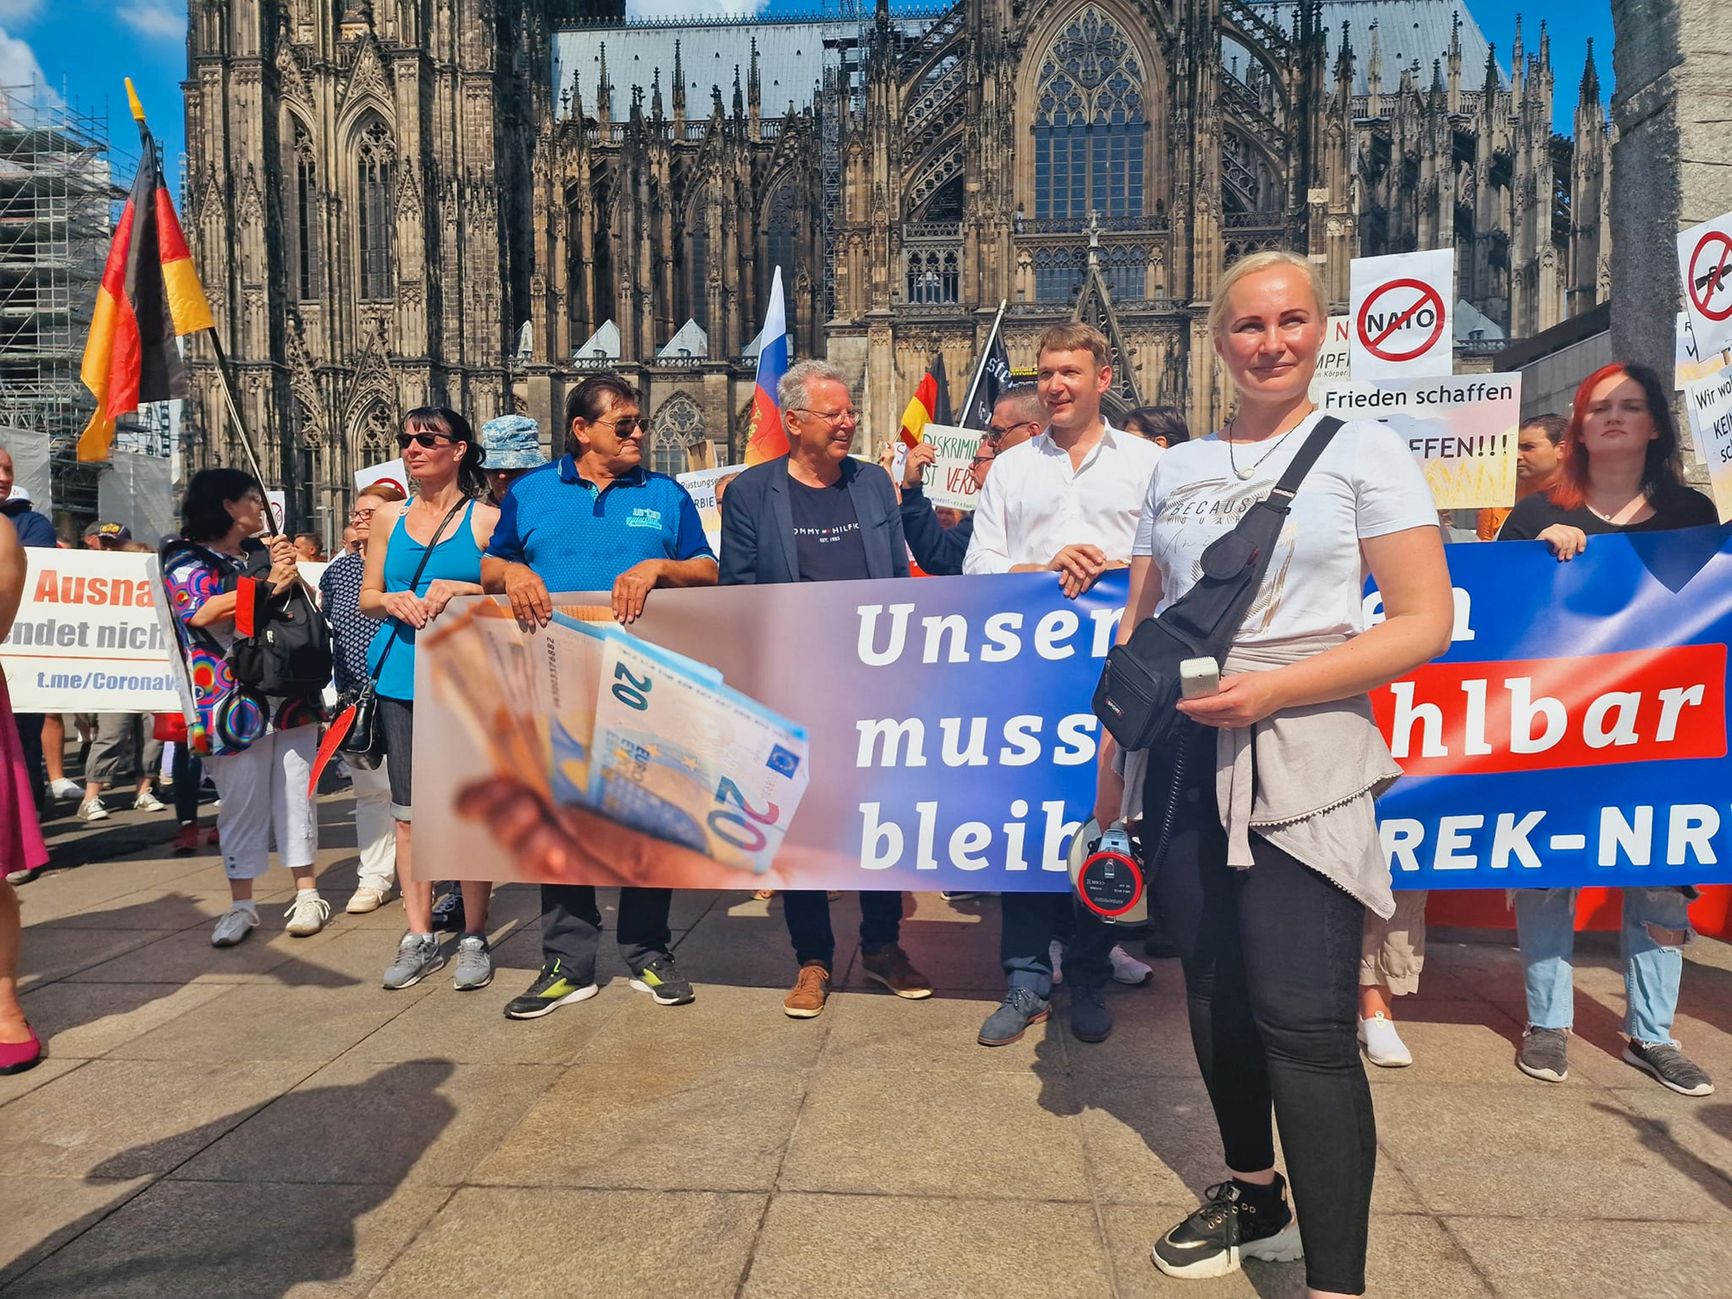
[1513,887,1694,1045]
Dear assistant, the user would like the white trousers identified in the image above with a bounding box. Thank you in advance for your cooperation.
[205,726,319,881]
[349,758,397,891]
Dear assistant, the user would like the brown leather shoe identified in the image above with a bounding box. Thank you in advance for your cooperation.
[860,943,933,999]
[784,960,831,1019]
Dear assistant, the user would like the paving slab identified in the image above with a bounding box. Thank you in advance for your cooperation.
[0,1176,154,1288]
[1446,1215,1732,1299]
[742,1193,1113,1299]
[102,981,427,1063]
[17,980,231,1059]
[367,1187,763,1299]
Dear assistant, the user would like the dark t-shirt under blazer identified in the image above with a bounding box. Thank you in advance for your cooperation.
[1496,487,1718,541]
[717,455,910,587]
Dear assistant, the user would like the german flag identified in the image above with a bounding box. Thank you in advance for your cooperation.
[896,352,952,448]
[77,80,214,463]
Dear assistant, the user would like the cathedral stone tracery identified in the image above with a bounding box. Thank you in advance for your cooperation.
[185,0,1609,536]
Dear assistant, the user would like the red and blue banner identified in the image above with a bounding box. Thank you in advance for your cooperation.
[413,526,1732,895]
[743,266,790,465]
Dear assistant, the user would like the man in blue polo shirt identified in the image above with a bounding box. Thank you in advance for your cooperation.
[482,372,717,1020]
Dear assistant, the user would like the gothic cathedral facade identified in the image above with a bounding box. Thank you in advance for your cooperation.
[183,0,1608,534]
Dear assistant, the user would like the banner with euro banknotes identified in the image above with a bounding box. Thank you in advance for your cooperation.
[413,523,1732,893]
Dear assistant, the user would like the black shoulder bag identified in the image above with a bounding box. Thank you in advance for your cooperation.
[336,496,470,768]
[1092,416,1342,753]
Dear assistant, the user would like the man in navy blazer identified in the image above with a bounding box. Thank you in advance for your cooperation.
[719,359,930,1018]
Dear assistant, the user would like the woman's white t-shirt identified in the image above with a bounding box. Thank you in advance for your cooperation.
[1131,413,1438,646]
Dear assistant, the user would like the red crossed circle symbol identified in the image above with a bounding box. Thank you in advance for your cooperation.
[1688,230,1732,323]
[1356,278,1447,363]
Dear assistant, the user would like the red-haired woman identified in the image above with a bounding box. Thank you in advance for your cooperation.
[1498,361,1717,1097]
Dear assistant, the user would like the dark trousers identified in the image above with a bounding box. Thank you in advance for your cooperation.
[14,713,44,816]
[1001,891,1114,997]
[540,883,672,981]
[1144,750,1374,1296]
[783,890,902,969]
[171,744,202,824]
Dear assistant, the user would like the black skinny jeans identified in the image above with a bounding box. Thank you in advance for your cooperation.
[1143,736,1374,1296]
[783,890,902,969]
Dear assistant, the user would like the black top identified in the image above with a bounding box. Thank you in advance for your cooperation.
[788,476,869,582]
[1497,487,1719,541]
[898,485,974,576]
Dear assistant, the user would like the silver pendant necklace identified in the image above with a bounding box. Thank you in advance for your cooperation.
[1224,416,1301,481]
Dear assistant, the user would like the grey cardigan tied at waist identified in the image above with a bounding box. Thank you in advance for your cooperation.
[1215,634,1403,918]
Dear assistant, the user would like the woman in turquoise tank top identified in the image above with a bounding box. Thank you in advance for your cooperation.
[360,407,501,993]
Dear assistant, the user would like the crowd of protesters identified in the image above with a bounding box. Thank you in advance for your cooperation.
[0,251,1725,1298]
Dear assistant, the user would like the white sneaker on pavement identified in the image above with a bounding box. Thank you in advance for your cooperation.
[133,790,167,813]
[211,904,260,947]
[1358,1013,1414,1068]
[76,797,109,823]
[284,891,332,937]
[1110,945,1154,986]
[346,886,391,915]
[49,777,81,801]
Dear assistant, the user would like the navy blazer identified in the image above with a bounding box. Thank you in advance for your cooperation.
[718,454,910,586]
[898,486,973,576]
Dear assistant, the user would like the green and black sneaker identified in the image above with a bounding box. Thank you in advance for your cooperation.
[502,960,599,1020]
[629,954,696,1006]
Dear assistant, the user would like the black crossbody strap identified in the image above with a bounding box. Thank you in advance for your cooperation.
[1262,415,1344,513]
[368,495,472,680]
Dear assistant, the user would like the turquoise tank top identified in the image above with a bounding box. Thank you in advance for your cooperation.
[367,500,483,701]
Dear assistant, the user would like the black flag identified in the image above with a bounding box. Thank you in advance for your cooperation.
[962,326,1013,432]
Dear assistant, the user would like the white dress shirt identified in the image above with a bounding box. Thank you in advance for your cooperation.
[963,423,1163,572]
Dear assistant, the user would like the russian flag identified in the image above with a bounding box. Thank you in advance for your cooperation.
[744,266,791,465]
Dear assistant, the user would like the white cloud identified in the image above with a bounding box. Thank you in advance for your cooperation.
[0,0,42,24]
[0,26,60,110]
[627,0,768,17]
[117,1,182,40]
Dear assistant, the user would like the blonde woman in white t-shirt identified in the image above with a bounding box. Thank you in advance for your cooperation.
[1096,250,1453,1298]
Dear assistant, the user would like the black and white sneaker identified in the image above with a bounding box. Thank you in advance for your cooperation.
[1151,1174,1303,1279]
[1624,1039,1716,1097]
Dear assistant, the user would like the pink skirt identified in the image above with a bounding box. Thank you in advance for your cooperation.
[0,673,48,876]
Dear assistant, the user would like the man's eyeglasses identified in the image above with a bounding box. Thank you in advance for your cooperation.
[969,451,996,468]
[986,419,1035,440]
[792,407,858,427]
[397,431,458,450]
[593,416,645,436]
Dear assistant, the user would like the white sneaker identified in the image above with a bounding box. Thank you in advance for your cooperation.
[211,904,259,947]
[1358,1013,1414,1068]
[133,790,167,813]
[1049,938,1066,986]
[49,777,82,801]
[284,891,332,937]
[76,797,109,823]
[345,886,390,915]
[1110,945,1154,986]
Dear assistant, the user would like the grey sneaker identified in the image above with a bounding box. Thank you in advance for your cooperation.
[382,933,445,990]
[76,797,109,823]
[452,934,494,991]
[1070,983,1113,1043]
[978,988,1050,1047]
[1517,1026,1569,1082]
[1624,1040,1715,1097]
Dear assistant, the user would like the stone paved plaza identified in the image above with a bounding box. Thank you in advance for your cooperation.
[5,793,1732,1298]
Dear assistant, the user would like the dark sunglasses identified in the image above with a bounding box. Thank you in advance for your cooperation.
[396,431,459,450]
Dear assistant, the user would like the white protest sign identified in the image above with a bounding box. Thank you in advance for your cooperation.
[676,464,746,552]
[1349,250,1454,380]
[1321,373,1520,510]
[1684,365,1732,522]
[919,424,987,512]
[1678,211,1732,360]
[1678,310,1732,391]
[1307,314,1351,404]
[264,490,287,534]
[1,550,180,712]
[356,458,410,496]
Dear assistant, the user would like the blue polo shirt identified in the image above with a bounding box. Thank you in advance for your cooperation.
[487,455,713,590]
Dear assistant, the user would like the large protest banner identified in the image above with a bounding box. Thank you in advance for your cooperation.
[414,523,1732,895]
[1,550,180,712]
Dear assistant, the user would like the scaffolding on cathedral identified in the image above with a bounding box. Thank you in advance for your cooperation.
[0,83,148,520]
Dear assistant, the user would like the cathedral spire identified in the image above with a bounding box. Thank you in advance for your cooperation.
[1512,15,1525,95]
[1579,37,1600,106]
[1334,20,1354,101]
[732,65,744,120]
[651,69,663,122]
[671,39,685,128]
[1367,20,1383,109]
[597,42,612,126]
[1538,18,1551,72]
[748,37,761,130]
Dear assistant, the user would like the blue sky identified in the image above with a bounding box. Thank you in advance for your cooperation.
[0,0,1610,195]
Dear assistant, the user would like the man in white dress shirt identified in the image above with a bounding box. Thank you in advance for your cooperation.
[965,321,1163,1048]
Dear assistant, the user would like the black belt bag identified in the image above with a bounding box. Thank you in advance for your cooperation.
[1092,417,1342,752]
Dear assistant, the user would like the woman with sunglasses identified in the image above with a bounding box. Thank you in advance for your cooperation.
[362,408,500,992]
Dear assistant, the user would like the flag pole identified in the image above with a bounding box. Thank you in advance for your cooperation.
[123,77,280,538]
[961,299,1009,419]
